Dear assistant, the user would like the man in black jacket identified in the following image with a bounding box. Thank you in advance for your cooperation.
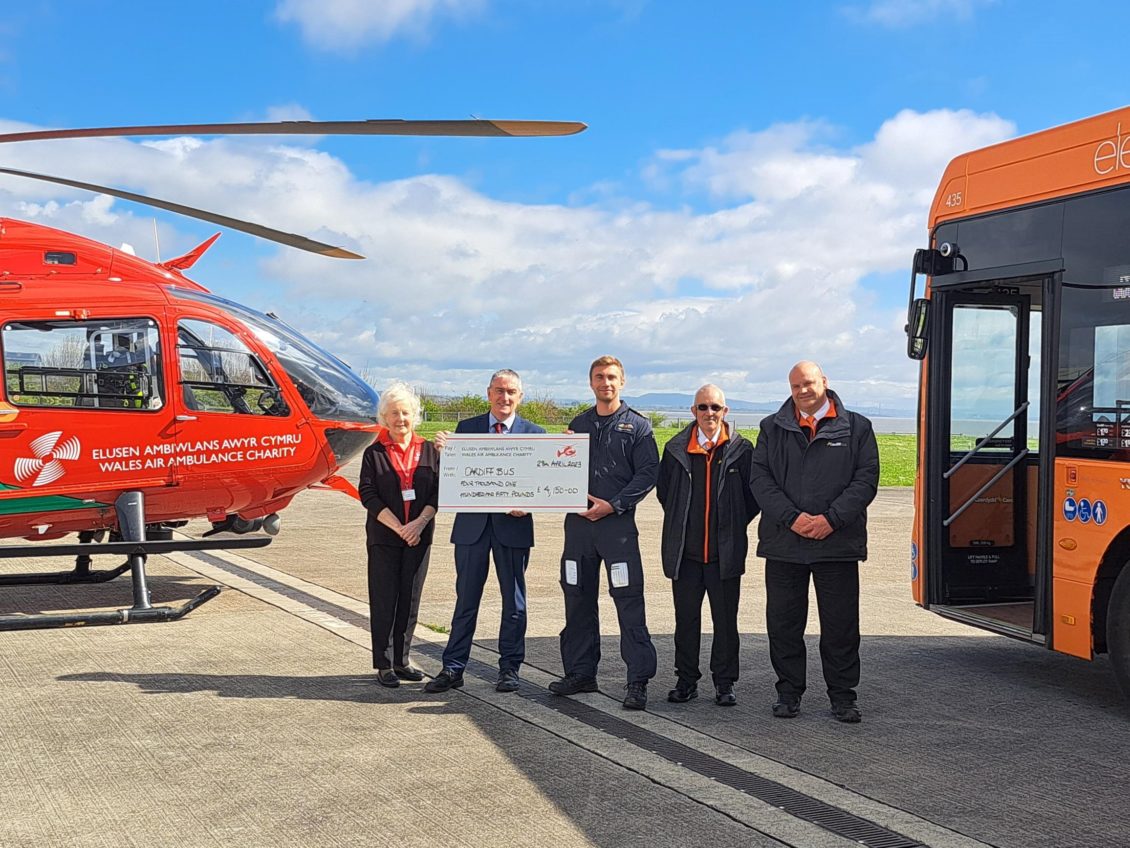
[657,384,759,706]
[750,361,879,723]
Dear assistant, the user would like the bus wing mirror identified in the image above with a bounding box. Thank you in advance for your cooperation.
[913,246,963,277]
[912,248,936,276]
[906,298,929,360]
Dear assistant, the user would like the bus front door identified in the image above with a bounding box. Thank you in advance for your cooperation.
[928,287,1043,637]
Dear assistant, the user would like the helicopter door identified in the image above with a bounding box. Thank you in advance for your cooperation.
[176,318,289,418]
[170,314,324,513]
[0,316,172,495]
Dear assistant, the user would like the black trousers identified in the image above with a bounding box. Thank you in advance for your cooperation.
[367,543,431,670]
[672,559,741,686]
[764,559,860,704]
[559,512,657,684]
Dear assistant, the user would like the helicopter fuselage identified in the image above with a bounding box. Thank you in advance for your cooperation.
[0,218,379,540]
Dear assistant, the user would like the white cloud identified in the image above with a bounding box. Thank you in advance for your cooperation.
[275,0,486,51]
[846,0,998,28]
[0,108,1015,411]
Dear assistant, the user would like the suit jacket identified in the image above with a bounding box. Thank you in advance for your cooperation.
[450,412,546,548]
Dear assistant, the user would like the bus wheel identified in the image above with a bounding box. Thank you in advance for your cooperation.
[1109,566,1130,698]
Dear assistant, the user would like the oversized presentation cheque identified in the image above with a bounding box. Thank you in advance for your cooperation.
[438,433,590,513]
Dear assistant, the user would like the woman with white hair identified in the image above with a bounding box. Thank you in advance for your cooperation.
[358,381,440,687]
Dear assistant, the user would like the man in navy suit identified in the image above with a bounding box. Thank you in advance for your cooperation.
[425,369,546,694]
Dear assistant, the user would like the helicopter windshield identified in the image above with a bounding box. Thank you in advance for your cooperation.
[170,289,378,424]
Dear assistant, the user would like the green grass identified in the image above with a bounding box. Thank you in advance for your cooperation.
[418,421,917,487]
[875,433,916,487]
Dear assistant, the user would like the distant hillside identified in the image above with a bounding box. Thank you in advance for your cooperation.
[623,393,776,412]
[417,389,914,420]
[624,393,914,419]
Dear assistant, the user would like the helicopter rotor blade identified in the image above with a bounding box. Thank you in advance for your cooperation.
[0,119,587,145]
[0,118,585,258]
[0,166,364,260]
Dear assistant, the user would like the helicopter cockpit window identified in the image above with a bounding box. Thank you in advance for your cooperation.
[177,319,289,417]
[168,289,379,424]
[1,318,163,411]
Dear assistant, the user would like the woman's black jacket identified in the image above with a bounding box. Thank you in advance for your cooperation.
[358,437,440,548]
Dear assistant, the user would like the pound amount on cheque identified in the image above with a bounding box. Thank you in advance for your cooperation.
[537,485,580,496]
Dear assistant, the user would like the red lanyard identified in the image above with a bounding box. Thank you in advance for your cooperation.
[387,440,422,491]
[386,438,422,524]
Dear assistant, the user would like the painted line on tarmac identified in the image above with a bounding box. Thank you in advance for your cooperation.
[163,543,389,651]
[168,540,994,848]
[452,645,994,848]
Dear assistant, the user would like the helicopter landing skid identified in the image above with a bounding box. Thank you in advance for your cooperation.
[0,585,224,630]
[0,492,272,631]
[0,560,134,586]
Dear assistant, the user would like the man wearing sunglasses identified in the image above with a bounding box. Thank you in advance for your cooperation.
[656,385,759,707]
[750,361,879,723]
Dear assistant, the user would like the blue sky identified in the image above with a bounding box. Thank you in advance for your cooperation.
[1,0,1129,409]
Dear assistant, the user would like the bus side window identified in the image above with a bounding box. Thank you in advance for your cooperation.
[1057,288,1130,458]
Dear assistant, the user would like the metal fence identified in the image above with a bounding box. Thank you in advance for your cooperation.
[421,409,477,423]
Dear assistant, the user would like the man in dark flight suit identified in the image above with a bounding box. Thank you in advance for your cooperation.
[426,369,546,694]
[550,355,660,711]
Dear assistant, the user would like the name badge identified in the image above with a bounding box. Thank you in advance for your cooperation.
[610,561,629,588]
[402,489,416,502]
[564,559,578,585]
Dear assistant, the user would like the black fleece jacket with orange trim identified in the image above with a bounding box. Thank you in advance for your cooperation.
[657,422,759,581]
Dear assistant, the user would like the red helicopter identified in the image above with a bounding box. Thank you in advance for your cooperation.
[0,118,585,628]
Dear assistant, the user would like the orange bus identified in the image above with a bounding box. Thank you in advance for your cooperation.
[906,106,1130,695]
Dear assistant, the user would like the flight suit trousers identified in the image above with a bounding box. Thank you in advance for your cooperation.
[559,512,657,684]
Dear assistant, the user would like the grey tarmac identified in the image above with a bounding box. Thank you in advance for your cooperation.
[1,478,1128,848]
